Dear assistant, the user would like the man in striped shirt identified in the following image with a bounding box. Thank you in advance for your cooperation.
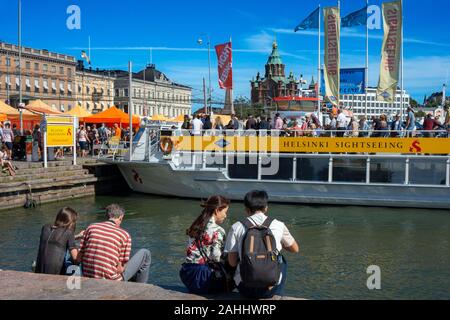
[78,204,151,283]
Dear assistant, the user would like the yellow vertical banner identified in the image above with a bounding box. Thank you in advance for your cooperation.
[323,6,340,106]
[377,0,402,102]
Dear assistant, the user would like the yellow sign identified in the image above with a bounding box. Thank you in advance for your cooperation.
[47,125,74,147]
[169,136,450,155]
[46,116,74,124]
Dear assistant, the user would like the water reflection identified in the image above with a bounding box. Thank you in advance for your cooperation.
[0,194,449,300]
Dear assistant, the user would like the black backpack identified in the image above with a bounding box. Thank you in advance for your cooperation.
[240,217,281,288]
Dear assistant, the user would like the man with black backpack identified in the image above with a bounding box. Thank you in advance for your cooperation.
[224,190,299,299]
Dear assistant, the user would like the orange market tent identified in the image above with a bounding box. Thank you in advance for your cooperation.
[0,100,38,120]
[212,115,231,126]
[0,101,40,131]
[151,114,169,121]
[84,106,140,126]
[63,105,92,120]
[0,114,6,122]
[169,114,186,123]
[26,99,62,115]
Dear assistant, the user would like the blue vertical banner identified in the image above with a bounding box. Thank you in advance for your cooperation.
[321,68,366,95]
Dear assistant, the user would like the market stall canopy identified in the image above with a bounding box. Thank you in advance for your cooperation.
[63,105,92,119]
[0,114,6,122]
[83,106,140,125]
[0,100,37,119]
[26,99,62,115]
[212,115,231,126]
[169,114,186,123]
[151,114,169,121]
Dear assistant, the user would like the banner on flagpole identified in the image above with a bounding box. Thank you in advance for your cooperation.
[294,7,320,31]
[342,6,368,28]
[377,1,402,102]
[215,42,233,90]
[323,7,340,106]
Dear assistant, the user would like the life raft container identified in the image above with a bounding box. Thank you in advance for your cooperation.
[160,137,174,155]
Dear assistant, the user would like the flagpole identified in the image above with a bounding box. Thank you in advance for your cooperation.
[88,36,91,66]
[365,0,369,119]
[129,61,133,162]
[317,4,321,115]
[400,0,404,122]
[230,36,235,115]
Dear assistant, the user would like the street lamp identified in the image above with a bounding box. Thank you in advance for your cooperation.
[197,34,212,115]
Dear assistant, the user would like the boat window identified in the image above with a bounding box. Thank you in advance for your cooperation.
[228,155,258,180]
[409,159,446,186]
[333,159,366,183]
[370,159,405,184]
[205,153,226,169]
[261,157,293,181]
[296,158,329,182]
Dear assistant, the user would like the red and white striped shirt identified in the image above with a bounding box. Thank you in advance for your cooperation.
[80,221,132,281]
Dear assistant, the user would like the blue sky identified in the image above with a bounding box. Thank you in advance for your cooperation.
[1,0,450,109]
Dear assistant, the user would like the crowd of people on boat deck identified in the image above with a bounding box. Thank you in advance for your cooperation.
[33,190,299,299]
[178,106,450,138]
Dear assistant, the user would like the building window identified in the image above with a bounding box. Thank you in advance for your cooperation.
[43,64,48,72]
[86,86,90,94]
[59,67,64,75]
[34,63,39,71]
[67,68,72,77]
[124,89,129,97]
[115,89,119,97]
[6,57,11,67]
[26,61,31,70]
[52,65,56,73]
[52,80,57,95]
[43,79,49,93]
[25,78,31,92]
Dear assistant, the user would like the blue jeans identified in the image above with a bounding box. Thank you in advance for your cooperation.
[237,256,288,299]
[64,250,82,276]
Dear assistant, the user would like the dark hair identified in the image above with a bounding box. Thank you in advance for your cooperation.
[54,207,78,232]
[186,196,230,240]
[244,190,269,213]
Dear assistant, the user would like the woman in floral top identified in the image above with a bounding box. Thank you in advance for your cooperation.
[180,196,232,294]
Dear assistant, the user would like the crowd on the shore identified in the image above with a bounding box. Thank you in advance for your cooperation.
[34,190,299,299]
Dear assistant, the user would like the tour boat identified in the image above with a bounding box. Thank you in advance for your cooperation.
[100,123,450,209]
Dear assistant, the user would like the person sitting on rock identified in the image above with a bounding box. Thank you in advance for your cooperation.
[35,207,84,275]
[78,204,151,283]
[179,196,235,295]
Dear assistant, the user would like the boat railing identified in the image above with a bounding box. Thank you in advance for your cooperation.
[168,128,449,138]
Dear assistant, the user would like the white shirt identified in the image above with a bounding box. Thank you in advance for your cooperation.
[337,113,348,128]
[224,212,296,286]
[192,118,203,135]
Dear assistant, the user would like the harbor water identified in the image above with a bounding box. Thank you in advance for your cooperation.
[0,194,449,300]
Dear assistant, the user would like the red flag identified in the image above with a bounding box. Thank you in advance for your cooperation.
[215,42,233,89]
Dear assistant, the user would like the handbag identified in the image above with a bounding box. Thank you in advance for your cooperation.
[179,239,232,294]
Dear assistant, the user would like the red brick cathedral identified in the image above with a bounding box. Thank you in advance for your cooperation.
[250,40,300,106]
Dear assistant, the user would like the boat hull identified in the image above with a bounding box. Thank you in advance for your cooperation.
[110,160,450,209]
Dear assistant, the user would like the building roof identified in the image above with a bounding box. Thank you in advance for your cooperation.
[114,64,192,90]
[266,41,283,65]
